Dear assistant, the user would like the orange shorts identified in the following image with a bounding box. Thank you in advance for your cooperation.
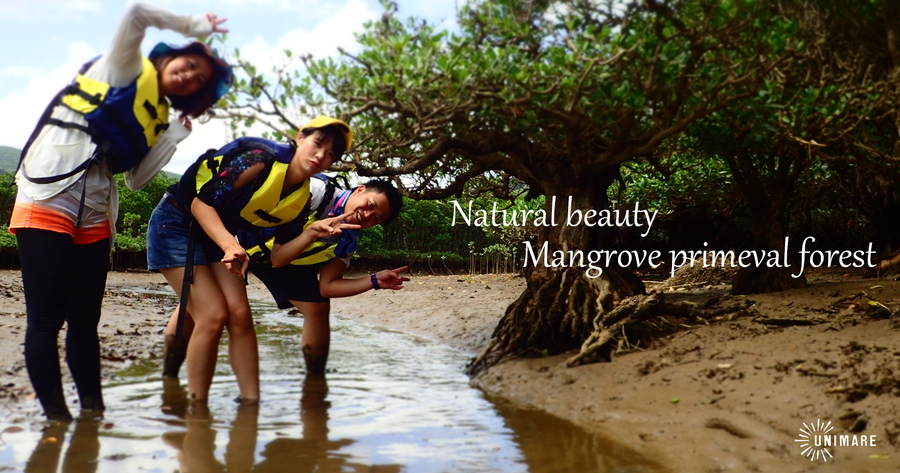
[9,201,110,245]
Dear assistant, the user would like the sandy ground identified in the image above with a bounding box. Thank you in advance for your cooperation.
[2,268,900,472]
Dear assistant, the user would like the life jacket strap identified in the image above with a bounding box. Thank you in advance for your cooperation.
[66,85,102,106]
[45,118,93,135]
[73,152,100,228]
[176,220,196,340]
[142,100,158,120]
[253,209,282,224]
[21,152,100,185]
[247,232,274,266]
[16,88,69,178]
[296,243,333,261]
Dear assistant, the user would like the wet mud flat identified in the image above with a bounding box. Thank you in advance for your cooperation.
[4,269,900,471]
[0,279,662,472]
[474,271,900,472]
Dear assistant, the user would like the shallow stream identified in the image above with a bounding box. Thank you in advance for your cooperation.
[0,298,662,472]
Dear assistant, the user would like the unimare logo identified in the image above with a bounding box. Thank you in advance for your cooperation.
[796,419,833,461]
[795,419,878,462]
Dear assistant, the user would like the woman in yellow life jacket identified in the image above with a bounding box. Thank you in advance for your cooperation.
[10,1,231,422]
[146,116,355,404]
[160,178,408,378]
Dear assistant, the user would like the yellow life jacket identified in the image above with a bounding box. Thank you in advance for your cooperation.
[190,137,312,233]
[61,56,170,167]
[20,56,170,183]
[244,175,354,266]
[18,56,170,226]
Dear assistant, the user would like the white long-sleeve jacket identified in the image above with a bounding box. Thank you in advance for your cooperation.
[15,1,215,237]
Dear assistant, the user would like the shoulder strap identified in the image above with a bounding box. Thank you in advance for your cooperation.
[16,87,70,179]
[16,57,102,179]
[208,140,278,177]
[311,173,350,219]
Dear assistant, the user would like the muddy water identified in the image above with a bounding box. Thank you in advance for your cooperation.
[0,300,664,472]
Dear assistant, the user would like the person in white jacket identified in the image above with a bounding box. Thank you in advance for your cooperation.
[10,1,232,422]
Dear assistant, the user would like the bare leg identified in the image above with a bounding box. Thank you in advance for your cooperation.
[290,301,331,375]
[225,403,259,470]
[160,266,228,403]
[209,263,259,402]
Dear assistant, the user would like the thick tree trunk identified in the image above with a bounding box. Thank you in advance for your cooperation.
[469,169,645,374]
[731,201,806,294]
[852,168,900,277]
[882,0,900,69]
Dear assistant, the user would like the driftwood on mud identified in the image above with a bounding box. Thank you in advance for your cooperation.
[566,292,753,367]
[752,317,821,327]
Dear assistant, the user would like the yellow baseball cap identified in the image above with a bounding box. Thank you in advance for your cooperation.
[299,116,353,149]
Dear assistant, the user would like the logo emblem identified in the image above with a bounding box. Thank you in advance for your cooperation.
[796,419,833,461]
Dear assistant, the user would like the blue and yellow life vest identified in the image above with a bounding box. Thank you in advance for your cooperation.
[188,137,311,235]
[245,175,358,266]
[20,56,170,184]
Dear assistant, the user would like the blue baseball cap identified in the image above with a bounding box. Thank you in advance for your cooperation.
[149,41,233,104]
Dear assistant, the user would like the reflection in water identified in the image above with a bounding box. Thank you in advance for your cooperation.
[162,402,258,473]
[159,375,401,473]
[24,420,99,473]
[493,400,665,473]
[1,302,663,472]
[255,375,401,473]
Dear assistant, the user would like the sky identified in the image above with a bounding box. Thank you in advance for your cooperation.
[0,0,459,175]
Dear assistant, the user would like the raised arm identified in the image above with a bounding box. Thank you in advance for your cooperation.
[114,2,229,189]
[105,1,223,73]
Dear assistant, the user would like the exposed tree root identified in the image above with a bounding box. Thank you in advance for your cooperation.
[468,266,636,375]
[566,293,752,367]
[469,264,753,375]
[865,249,900,278]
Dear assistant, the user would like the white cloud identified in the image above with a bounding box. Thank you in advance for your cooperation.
[162,0,345,18]
[163,119,232,175]
[0,66,41,79]
[238,0,377,69]
[0,0,101,18]
[278,0,378,59]
[0,42,96,149]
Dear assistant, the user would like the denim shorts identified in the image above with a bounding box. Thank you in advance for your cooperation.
[146,195,211,271]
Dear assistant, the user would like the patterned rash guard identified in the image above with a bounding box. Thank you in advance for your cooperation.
[189,147,309,250]
[196,149,269,207]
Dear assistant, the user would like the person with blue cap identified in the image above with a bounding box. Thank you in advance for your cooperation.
[10,1,232,422]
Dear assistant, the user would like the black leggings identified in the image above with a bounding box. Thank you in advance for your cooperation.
[17,228,109,419]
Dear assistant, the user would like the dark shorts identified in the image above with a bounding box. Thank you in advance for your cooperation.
[249,262,328,309]
[146,195,212,271]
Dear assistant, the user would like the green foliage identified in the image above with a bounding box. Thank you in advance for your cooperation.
[0,174,17,225]
[355,193,543,263]
[0,224,17,250]
[220,0,899,283]
[359,195,503,258]
[113,173,175,253]
[224,0,786,206]
[0,147,21,175]
[355,249,467,269]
